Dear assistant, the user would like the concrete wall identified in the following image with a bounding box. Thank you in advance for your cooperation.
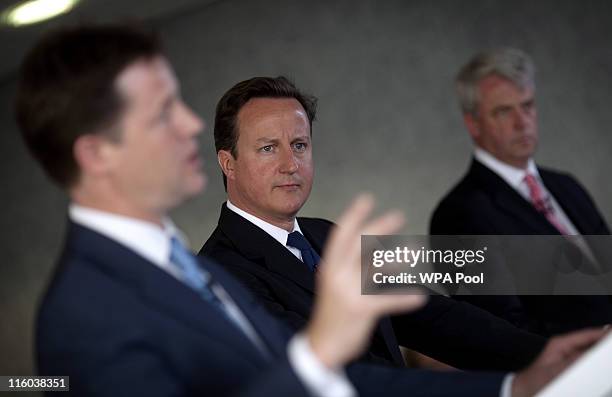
[1,0,610,382]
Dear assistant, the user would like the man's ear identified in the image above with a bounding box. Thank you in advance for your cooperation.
[463,112,480,140]
[217,149,236,181]
[73,134,115,177]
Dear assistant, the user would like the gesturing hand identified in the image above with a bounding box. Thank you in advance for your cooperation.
[307,194,427,368]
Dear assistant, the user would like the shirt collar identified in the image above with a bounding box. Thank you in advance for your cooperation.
[226,200,302,247]
[68,203,188,270]
[473,147,540,189]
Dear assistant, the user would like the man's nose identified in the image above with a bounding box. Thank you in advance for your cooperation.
[279,147,299,173]
[178,101,204,137]
[514,107,532,130]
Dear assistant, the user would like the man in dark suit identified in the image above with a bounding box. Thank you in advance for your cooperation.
[197,75,596,376]
[17,26,602,397]
[430,47,612,336]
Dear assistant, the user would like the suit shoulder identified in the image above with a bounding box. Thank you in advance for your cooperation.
[538,166,575,181]
[432,173,493,215]
[199,225,225,256]
[538,166,591,192]
[199,227,262,276]
[430,174,499,234]
[39,254,145,323]
[296,217,334,230]
[538,166,597,199]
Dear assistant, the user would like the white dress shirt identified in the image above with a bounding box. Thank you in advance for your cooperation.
[226,200,305,260]
[69,203,355,397]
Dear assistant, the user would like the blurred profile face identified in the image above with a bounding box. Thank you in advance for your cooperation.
[464,74,538,169]
[221,97,313,229]
[105,56,205,217]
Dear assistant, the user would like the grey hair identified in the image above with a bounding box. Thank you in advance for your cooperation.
[455,48,535,115]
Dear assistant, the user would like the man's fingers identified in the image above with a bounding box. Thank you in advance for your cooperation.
[543,327,609,365]
[361,210,405,237]
[553,327,608,354]
[332,211,405,269]
[370,293,428,316]
[334,194,374,239]
[324,194,376,266]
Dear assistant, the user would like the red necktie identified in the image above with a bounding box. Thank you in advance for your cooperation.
[524,174,569,235]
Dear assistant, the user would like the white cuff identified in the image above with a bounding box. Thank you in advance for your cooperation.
[500,373,514,397]
[287,333,357,397]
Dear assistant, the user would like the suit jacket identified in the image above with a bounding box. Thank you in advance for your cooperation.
[200,203,546,372]
[38,221,506,397]
[37,221,306,397]
[430,159,612,336]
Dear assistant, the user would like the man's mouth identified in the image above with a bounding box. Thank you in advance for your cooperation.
[276,183,300,190]
[187,150,202,168]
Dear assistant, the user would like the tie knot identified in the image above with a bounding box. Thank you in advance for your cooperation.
[170,236,190,263]
[524,173,538,187]
[524,173,543,199]
[286,231,320,271]
[286,231,311,251]
[169,236,209,287]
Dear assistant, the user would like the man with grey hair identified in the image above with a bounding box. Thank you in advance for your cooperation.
[430,47,612,337]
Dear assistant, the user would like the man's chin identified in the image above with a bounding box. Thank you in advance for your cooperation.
[276,198,307,216]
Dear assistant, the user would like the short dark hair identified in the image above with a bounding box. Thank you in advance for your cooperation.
[15,23,162,188]
[214,76,317,189]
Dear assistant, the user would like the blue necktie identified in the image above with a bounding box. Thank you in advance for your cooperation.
[169,237,226,312]
[286,231,320,271]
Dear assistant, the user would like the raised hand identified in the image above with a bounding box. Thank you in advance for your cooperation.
[306,194,427,368]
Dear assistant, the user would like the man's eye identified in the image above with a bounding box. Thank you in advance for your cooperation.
[494,107,512,118]
[260,145,273,152]
[293,142,307,152]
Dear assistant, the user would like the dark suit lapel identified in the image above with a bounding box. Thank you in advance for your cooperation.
[67,221,269,365]
[198,257,290,358]
[539,169,589,234]
[299,223,326,257]
[470,159,560,234]
[217,204,316,293]
[217,205,406,366]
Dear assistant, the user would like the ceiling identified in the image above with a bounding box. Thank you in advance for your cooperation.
[0,0,220,82]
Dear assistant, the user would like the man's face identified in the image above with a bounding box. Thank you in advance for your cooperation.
[222,97,314,228]
[104,56,205,217]
[465,74,538,168]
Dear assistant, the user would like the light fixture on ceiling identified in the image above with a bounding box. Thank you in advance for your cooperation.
[1,0,80,27]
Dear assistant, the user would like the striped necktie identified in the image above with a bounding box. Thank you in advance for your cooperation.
[524,173,569,235]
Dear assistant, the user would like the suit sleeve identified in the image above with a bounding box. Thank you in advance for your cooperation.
[391,294,545,371]
[347,362,506,397]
